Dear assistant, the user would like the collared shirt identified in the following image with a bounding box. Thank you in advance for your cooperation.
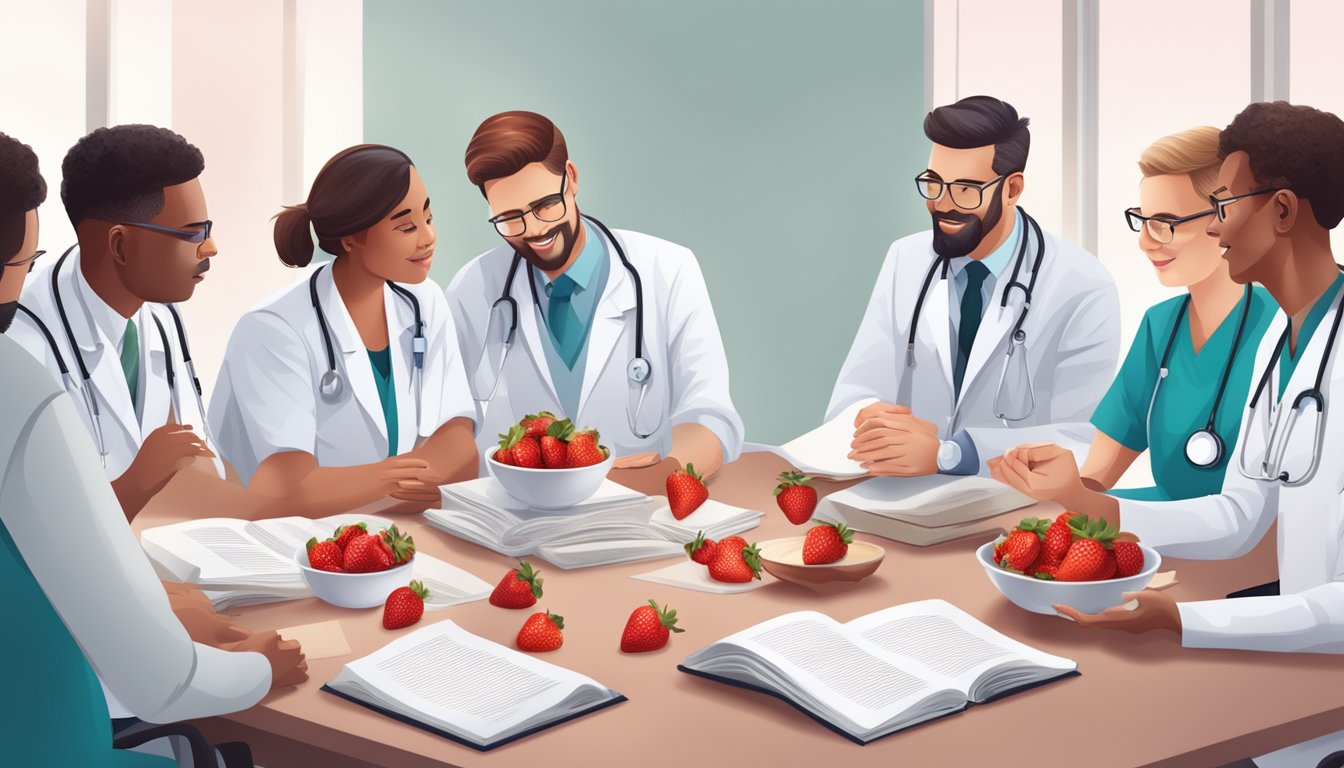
[532,219,610,419]
[1279,271,1344,400]
[945,208,1021,341]
[75,264,148,419]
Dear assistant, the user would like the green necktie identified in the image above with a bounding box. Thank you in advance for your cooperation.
[120,319,140,406]
[547,275,583,370]
[954,261,990,398]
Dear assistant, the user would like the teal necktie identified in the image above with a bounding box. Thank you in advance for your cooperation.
[954,261,990,398]
[547,275,583,369]
[120,319,140,407]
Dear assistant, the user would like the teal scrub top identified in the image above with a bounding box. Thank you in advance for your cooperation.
[0,521,172,766]
[368,347,398,457]
[1091,286,1277,501]
[1277,271,1344,400]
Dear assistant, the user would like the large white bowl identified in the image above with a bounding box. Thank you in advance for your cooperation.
[296,550,414,609]
[486,452,615,510]
[976,540,1161,616]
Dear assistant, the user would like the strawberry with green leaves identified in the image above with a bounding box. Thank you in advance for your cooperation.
[516,611,564,652]
[996,517,1049,573]
[666,464,709,520]
[773,471,818,525]
[383,581,429,629]
[566,428,609,468]
[620,600,684,653]
[343,526,413,573]
[330,522,367,551]
[707,536,761,583]
[684,531,718,565]
[802,522,852,564]
[521,411,557,440]
[489,560,544,608]
[541,418,575,468]
[1057,516,1119,582]
[306,537,344,572]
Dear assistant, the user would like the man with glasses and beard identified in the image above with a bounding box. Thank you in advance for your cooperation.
[827,96,1120,477]
[447,111,743,479]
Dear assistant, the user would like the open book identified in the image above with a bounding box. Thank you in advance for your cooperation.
[679,599,1077,744]
[322,619,625,751]
[745,398,876,479]
[426,479,762,569]
[814,475,1033,546]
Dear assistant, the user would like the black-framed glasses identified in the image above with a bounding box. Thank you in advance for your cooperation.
[915,173,1006,210]
[1124,207,1215,244]
[2,249,45,272]
[488,175,567,237]
[121,219,213,244]
[1208,188,1283,222]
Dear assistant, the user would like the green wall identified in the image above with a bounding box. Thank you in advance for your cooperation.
[365,0,927,445]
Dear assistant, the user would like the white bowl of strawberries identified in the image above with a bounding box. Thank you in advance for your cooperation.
[487,413,615,511]
[978,512,1161,616]
[298,522,416,609]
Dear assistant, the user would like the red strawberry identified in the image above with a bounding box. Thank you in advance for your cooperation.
[1055,510,1080,526]
[802,522,852,565]
[493,448,514,466]
[343,531,393,573]
[666,464,709,520]
[489,560,544,608]
[1113,541,1145,577]
[773,471,818,525]
[516,610,564,652]
[684,531,718,565]
[620,599,684,653]
[513,436,543,469]
[997,518,1049,573]
[1056,516,1120,581]
[541,419,575,469]
[330,522,368,551]
[382,581,429,629]
[306,537,344,572]
[377,525,416,565]
[1041,520,1074,566]
[707,536,762,583]
[493,425,526,465]
[566,429,609,468]
[521,411,557,440]
[1033,561,1059,580]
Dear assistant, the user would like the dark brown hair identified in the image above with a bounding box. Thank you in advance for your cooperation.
[273,144,414,267]
[0,132,46,261]
[1219,101,1344,230]
[924,95,1031,176]
[464,111,567,193]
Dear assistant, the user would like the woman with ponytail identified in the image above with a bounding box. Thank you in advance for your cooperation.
[210,145,478,516]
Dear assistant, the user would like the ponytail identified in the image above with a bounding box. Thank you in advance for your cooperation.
[273,204,315,268]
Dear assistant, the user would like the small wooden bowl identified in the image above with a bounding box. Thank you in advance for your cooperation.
[756,537,885,590]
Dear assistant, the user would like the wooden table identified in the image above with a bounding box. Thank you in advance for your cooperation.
[135,452,1341,768]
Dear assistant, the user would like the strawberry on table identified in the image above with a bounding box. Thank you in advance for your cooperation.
[489,560,544,608]
[996,517,1049,573]
[541,418,575,469]
[707,536,762,583]
[521,411,557,440]
[666,463,709,520]
[620,599,684,653]
[802,522,852,565]
[773,471,818,525]
[306,537,344,572]
[383,581,430,629]
[566,428,609,468]
[516,611,564,652]
[1056,516,1120,582]
[684,531,718,565]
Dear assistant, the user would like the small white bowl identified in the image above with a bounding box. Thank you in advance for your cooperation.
[976,540,1161,616]
[296,550,414,609]
[486,452,615,510]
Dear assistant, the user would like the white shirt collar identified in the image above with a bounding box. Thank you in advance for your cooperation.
[73,249,140,352]
[946,208,1021,281]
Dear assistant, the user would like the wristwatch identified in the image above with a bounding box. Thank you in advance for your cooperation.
[936,439,962,472]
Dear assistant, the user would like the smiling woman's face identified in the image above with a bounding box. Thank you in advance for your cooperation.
[1136,173,1225,288]
[343,166,436,284]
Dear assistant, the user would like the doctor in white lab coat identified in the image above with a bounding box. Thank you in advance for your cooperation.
[447,111,744,477]
[830,96,1119,477]
[991,102,1344,768]
[211,145,478,517]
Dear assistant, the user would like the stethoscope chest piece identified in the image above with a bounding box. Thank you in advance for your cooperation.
[627,356,652,384]
[1185,428,1225,469]
[319,369,344,401]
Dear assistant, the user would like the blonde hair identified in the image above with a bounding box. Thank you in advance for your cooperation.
[1137,126,1222,200]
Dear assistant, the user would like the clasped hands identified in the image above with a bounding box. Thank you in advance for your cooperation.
[846,402,941,476]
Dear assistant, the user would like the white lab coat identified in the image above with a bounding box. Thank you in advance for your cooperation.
[446,224,745,464]
[210,268,476,485]
[1120,289,1344,766]
[0,333,270,723]
[11,248,224,480]
[827,217,1121,469]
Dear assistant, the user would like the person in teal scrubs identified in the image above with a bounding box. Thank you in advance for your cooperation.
[1084,127,1276,500]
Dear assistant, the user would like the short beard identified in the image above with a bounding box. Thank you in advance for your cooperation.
[930,185,1004,259]
[514,218,579,273]
[0,301,17,333]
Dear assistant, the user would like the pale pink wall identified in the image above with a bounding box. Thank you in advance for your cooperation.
[1290,0,1344,256]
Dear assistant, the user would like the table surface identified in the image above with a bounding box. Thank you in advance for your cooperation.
[134,452,1343,768]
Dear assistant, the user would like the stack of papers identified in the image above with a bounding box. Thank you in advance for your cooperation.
[745,398,877,479]
[141,514,492,610]
[815,476,1033,546]
[425,479,763,569]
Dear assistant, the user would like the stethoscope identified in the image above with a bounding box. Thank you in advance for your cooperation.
[1147,285,1254,469]
[1236,268,1344,487]
[309,264,426,411]
[20,245,214,469]
[469,213,661,439]
[900,208,1046,429]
